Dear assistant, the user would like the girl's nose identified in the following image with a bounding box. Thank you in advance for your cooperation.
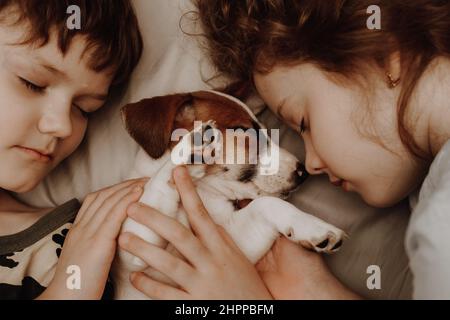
[305,156,326,175]
[304,141,326,175]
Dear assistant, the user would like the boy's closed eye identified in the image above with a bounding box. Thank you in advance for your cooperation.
[18,76,89,117]
[17,75,106,118]
[18,76,45,93]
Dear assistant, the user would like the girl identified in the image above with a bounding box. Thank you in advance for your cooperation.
[119,0,450,299]
[0,0,143,299]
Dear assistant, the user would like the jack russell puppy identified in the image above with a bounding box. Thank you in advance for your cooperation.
[112,90,346,299]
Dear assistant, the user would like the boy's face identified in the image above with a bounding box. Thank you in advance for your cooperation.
[0,24,113,193]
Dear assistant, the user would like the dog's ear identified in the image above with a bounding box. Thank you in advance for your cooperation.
[121,93,192,159]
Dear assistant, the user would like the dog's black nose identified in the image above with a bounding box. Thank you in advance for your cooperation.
[295,162,309,184]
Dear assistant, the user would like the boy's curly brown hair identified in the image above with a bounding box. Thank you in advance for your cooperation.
[195,0,450,161]
[0,0,143,94]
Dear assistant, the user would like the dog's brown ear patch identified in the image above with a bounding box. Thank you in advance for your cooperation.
[121,93,192,159]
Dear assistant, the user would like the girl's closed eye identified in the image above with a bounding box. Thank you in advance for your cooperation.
[299,118,306,134]
[19,77,46,94]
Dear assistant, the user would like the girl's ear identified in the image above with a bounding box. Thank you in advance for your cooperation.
[386,51,402,87]
[121,93,192,159]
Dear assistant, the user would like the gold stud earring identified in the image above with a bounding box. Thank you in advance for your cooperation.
[386,72,400,88]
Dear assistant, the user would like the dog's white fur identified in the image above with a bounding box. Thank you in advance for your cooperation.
[112,91,346,299]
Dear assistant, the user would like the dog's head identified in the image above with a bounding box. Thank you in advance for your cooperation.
[121,90,308,204]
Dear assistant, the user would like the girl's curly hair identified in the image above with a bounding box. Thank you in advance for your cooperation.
[195,0,450,161]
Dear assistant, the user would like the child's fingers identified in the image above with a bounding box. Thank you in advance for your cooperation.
[85,178,148,213]
[119,232,194,286]
[77,183,138,227]
[75,179,143,224]
[126,203,210,268]
[130,272,189,300]
[76,178,147,217]
[216,225,243,254]
[172,166,223,246]
[76,178,147,225]
[98,187,146,237]
[88,183,144,232]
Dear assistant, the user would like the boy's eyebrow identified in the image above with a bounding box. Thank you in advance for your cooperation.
[33,56,109,101]
[77,93,108,101]
[34,56,67,78]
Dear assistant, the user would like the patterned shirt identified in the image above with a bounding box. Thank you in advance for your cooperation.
[0,199,79,299]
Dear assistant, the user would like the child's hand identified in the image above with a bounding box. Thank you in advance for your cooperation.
[118,166,272,300]
[37,177,148,300]
[256,237,361,300]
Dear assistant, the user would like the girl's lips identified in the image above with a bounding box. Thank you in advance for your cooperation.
[331,179,343,187]
[331,179,349,191]
[342,180,349,191]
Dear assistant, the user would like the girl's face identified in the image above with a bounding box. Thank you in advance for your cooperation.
[254,64,428,208]
[0,25,113,193]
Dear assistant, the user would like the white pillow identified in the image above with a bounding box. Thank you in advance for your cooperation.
[15,0,413,299]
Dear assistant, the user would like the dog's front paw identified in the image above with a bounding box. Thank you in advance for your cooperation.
[284,216,347,253]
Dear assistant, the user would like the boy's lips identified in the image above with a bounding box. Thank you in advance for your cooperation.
[15,145,54,163]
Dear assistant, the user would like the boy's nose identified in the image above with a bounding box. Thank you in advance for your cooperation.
[38,111,73,138]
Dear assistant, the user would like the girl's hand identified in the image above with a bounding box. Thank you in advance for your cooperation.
[256,237,361,300]
[118,166,272,300]
[37,177,148,300]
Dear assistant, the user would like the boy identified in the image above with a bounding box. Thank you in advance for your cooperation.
[0,0,143,299]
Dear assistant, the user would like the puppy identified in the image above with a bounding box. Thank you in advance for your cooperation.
[112,90,346,299]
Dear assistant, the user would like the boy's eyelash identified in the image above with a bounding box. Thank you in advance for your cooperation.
[19,77,90,119]
[19,77,46,93]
